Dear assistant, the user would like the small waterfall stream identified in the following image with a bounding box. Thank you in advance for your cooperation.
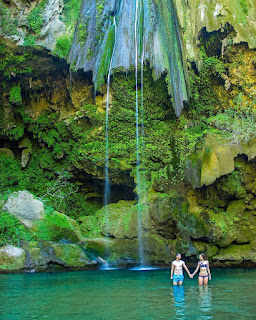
[135,0,145,266]
[103,16,117,260]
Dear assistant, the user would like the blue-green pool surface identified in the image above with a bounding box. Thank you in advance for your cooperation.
[1,268,256,319]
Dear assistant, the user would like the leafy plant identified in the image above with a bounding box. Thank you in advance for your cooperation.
[9,85,22,104]
[207,96,256,144]
[0,211,33,246]
[54,34,72,59]
[27,0,48,33]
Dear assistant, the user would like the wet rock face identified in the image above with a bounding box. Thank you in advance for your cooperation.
[174,0,256,62]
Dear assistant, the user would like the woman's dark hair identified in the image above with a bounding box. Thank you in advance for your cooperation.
[200,253,206,260]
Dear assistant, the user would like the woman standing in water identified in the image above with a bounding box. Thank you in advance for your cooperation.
[192,254,211,285]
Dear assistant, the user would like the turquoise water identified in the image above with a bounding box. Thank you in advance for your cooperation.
[1,268,256,319]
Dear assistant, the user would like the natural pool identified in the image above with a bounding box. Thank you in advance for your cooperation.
[1,268,256,319]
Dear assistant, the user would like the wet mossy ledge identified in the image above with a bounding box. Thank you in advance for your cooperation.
[1,0,256,271]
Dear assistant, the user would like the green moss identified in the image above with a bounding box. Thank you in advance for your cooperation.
[96,24,115,88]
[27,0,48,34]
[217,171,246,196]
[9,84,22,104]
[23,35,36,47]
[62,0,82,27]
[78,23,88,43]
[187,50,224,117]
[54,34,72,59]
[0,42,35,77]
[52,243,88,267]
[34,211,81,242]
[0,211,34,246]
[0,2,19,37]
[234,0,248,24]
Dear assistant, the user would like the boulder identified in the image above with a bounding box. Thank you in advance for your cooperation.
[3,191,44,228]
[50,244,91,267]
[0,148,14,158]
[80,200,137,240]
[81,238,111,257]
[0,245,25,271]
[35,211,82,243]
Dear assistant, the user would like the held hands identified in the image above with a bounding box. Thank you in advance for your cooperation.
[189,273,193,279]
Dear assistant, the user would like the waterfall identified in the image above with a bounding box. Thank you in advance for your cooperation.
[69,0,190,266]
[135,0,145,267]
[103,16,117,259]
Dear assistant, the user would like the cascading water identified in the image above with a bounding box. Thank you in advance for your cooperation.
[103,16,117,260]
[135,0,145,267]
[69,0,190,267]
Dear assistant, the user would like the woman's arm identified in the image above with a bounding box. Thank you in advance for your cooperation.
[192,262,200,277]
[207,261,211,280]
[170,263,175,279]
[183,262,192,278]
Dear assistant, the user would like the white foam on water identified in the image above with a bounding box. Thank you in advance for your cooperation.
[129,266,160,271]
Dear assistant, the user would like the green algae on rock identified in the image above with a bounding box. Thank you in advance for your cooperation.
[0,245,26,271]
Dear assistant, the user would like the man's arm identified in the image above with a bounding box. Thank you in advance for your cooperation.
[170,263,175,279]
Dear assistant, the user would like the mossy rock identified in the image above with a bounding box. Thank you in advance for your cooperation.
[80,200,137,239]
[0,245,26,271]
[81,238,111,257]
[22,241,47,269]
[0,148,14,158]
[34,211,82,243]
[226,199,246,215]
[212,244,255,264]
[107,239,140,263]
[51,244,90,267]
[192,241,219,259]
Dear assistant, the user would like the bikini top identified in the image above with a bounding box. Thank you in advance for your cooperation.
[200,261,208,268]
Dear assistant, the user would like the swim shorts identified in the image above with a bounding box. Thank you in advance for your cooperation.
[173,274,184,282]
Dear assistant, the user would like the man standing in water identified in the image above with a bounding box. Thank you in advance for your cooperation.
[170,253,192,285]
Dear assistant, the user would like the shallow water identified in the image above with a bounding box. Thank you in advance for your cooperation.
[1,268,256,319]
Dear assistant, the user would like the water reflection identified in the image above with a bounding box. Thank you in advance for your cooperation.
[198,285,213,319]
[171,285,213,319]
[172,285,186,319]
